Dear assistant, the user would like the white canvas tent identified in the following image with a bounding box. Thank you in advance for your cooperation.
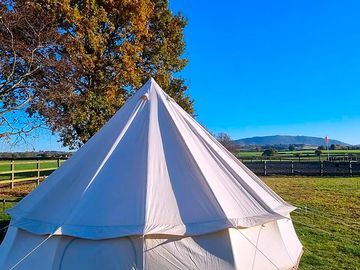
[0,78,302,269]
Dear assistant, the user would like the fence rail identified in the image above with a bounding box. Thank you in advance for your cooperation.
[243,160,360,176]
[0,159,65,188]
[0,159,358,189]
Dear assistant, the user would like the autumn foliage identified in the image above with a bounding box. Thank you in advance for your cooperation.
[0,0,193,148]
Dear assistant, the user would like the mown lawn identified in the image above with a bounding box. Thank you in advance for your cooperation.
[264,176,360,270]
[0,160,63,181]
[0,177,359,269]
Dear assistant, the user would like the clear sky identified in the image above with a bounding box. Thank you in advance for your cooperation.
[3,0,360,151]
[170,0,360,145]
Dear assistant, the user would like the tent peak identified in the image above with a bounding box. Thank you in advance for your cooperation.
[145,77,157,87]
[140,77,168,100]
[6,77,294,240]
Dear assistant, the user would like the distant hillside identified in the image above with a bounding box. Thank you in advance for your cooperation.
[233,135,349,146]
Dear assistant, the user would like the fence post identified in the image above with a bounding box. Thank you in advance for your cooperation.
[57,159,61,168]
[291,161,294,176]
[264,160,267,176]
[320,161,324,176]
[10,160,14,189]
[349,161,352,177]
[36,160,40,185]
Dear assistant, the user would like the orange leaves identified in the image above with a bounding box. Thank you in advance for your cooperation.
[25,0,193,148]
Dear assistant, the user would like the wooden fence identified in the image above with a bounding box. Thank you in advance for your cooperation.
[0,159,64,189]
[243,160,360,176]
[0,159,358,189]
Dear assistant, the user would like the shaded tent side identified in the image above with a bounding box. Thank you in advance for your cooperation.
[0,217,302,270]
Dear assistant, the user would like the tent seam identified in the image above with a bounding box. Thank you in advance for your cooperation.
[160,97,230,228]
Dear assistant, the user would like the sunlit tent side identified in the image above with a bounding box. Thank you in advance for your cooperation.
[0,78,302,270]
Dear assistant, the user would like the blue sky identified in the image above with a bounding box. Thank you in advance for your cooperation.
[170,0,360,145]
[3,0,360,151]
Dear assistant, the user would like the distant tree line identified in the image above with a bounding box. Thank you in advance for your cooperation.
[318,144,360,150]
[262,148,278,157]
[241,144,360,152]
[0,151,71,159]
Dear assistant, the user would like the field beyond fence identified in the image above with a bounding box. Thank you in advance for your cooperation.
[0,159,66,188]
[0,158,359,188]
[237,149,360,162]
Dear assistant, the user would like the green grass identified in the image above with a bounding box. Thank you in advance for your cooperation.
[236,149,360,161]
[236,150,360,155]
[263,176,360,270]
[0,177,359,269]
[236,151,264,157]
[0,160,63,181]
[283,149,360,155]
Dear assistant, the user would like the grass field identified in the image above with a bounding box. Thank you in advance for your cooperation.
[0,177,359,269]
[0,160,63,181]
[283,150,360,155]
[237,150,360,156]
[236,149,360,161]
[264,176,360,270]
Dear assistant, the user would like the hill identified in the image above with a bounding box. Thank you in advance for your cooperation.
[233,135,349,146]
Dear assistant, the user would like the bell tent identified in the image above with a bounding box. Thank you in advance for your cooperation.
[0,78,302,269]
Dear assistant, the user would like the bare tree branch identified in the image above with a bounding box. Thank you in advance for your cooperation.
[0,2,60,146]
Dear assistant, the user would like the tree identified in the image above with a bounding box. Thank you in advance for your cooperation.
[315,149,322,156]
[318,145,325,150]
[216,133,236,152]
[0,1,61,145]
[330,144,336,150]
[29,0,193,149]
[262,148,277,157]
[288,144,295,151]
[1,0,193,148]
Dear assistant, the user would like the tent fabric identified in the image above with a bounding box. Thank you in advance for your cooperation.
[0,78,303,269]
[0,218,302,270]
[7,78,295,239]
